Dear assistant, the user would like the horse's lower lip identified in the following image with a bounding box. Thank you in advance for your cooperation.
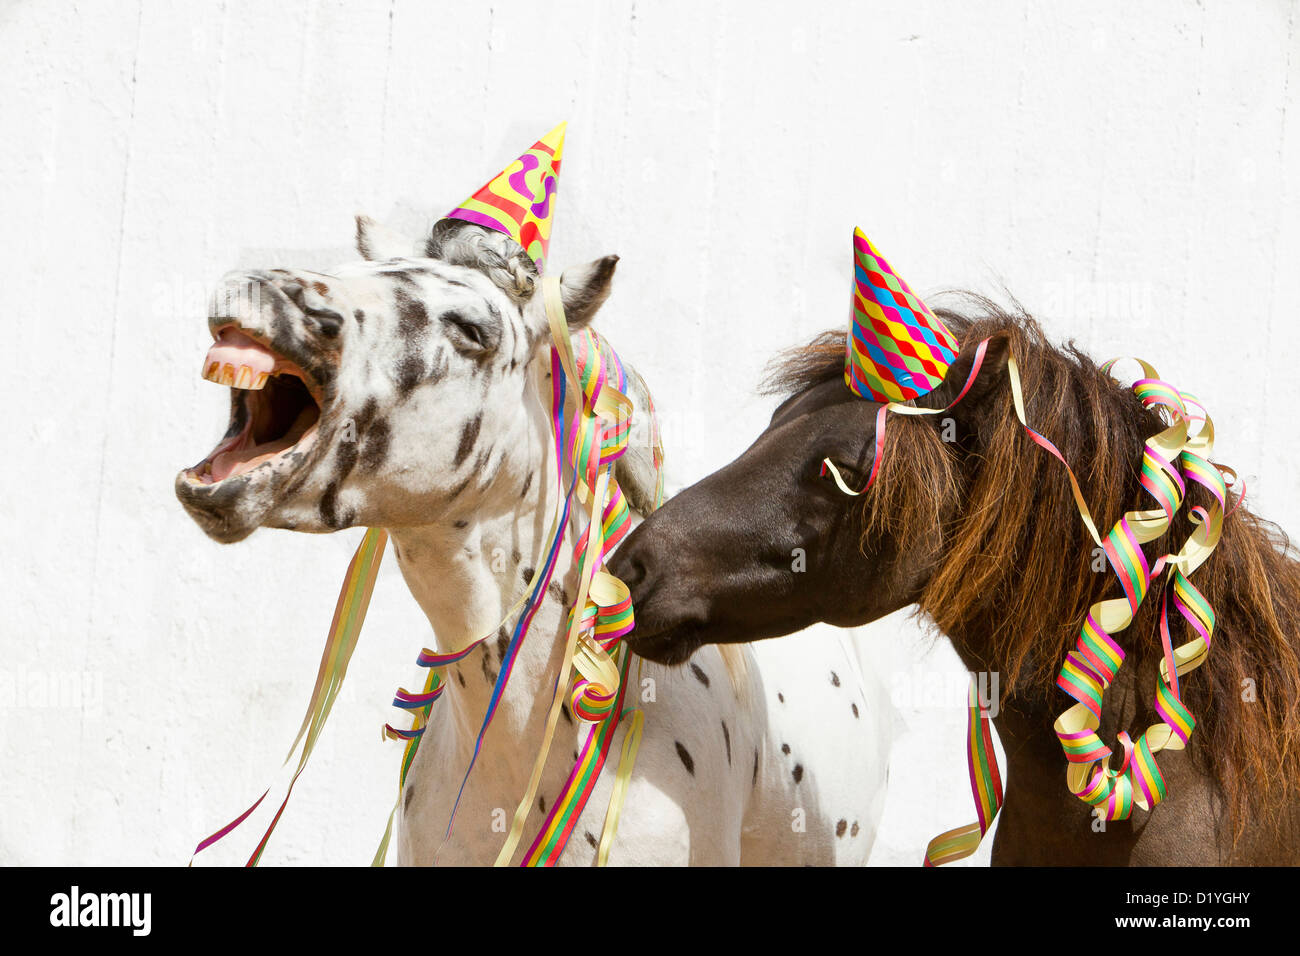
[180,421,319,487]
[625,619,706,666]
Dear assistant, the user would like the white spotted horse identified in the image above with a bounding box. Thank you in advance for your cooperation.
[176,215,890,865]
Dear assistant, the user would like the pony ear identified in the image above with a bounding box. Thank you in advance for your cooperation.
[558,255,619,329]
[921,330,1013,414]
[355,215,422,260]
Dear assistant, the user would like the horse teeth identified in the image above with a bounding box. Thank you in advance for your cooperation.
[201,328,277,389]
[201,360,270,390]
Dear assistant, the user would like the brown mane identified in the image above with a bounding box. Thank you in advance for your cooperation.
[766,295,1300,830]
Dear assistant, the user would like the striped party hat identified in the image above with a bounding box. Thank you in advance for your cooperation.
[444,123,566,273]
[844,227,960,403]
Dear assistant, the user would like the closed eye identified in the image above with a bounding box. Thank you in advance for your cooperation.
[816,456,867,492]
[441,309,496,352]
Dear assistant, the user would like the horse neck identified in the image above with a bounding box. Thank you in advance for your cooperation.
[386,365,580,741]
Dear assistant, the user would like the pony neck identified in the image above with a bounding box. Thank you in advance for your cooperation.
[385,358,578,732]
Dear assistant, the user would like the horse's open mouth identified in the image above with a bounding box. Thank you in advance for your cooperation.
[183,327,322,485]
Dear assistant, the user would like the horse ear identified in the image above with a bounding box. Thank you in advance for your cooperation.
[355,215,422,260]
[921,331,1013,414]
[558,255,619,329]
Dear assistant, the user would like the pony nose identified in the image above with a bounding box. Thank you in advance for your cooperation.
[609,547,649,594]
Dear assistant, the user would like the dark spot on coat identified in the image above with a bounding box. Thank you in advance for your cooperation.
[830,671,840,687]
[353,308,365,325]
[835,819,847,838]
[346,396,378,440]
[852,702,860,719]
[333,431,359,485]
[752,750,759,786]
[472,444,502,487]
[447,473,474,501]
[521,567,535,585]
[585,831,599,850]
[360,419,390,472]
[496,627,509,663]
[391,290,433,396]
[454,413,482,467]
[394,288,430,333]
[674,741,695,776]
[480,652,498,686]
[319,481,344,529]
[781,743,790,755]
[396,354,427,394]
[454,519,468,529]
[778,693,784,703]
[721,721,731,765]
[851,821,860,837]
[428,347,449,382]
[690,663,710,688]
[311,280,329,296]
[511,548,521,564]
[547,582,569,604]
[538,795,546,813]
[792,764,804,784]
[521,471,534,497]
[456,670,466,688]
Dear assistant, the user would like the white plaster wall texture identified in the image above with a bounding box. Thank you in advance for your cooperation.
[1,0,1295,866]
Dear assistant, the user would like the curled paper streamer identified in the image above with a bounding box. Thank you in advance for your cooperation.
[1036,359,1227,821]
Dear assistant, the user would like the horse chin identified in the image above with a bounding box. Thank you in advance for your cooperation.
[625,620,710,666]
[174,470,272,543]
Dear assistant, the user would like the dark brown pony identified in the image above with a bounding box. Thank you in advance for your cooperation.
[609,296,1300,865]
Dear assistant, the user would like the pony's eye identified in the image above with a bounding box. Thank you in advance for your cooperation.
[441,310,489,351]
[818,458,863,490]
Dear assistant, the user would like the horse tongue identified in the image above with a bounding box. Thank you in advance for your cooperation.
[202,329,276,390]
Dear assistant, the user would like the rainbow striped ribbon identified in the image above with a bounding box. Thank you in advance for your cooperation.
[924,354,1230,863]
[923,677,1004,866]
[1043,361,1228,821]
[522,644,635,865]
[494,298,646,866]
[191,526,388,866]
[515,335,642,864]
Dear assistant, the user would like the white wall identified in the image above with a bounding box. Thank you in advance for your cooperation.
[1,0,1295,866]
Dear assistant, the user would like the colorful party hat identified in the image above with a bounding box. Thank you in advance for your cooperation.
[444,123,566,273]
[844,227,960,403]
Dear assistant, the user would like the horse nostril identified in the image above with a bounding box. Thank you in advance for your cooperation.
[612,551,648,591]
[272,280,342,337]
[276,280,307,312]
